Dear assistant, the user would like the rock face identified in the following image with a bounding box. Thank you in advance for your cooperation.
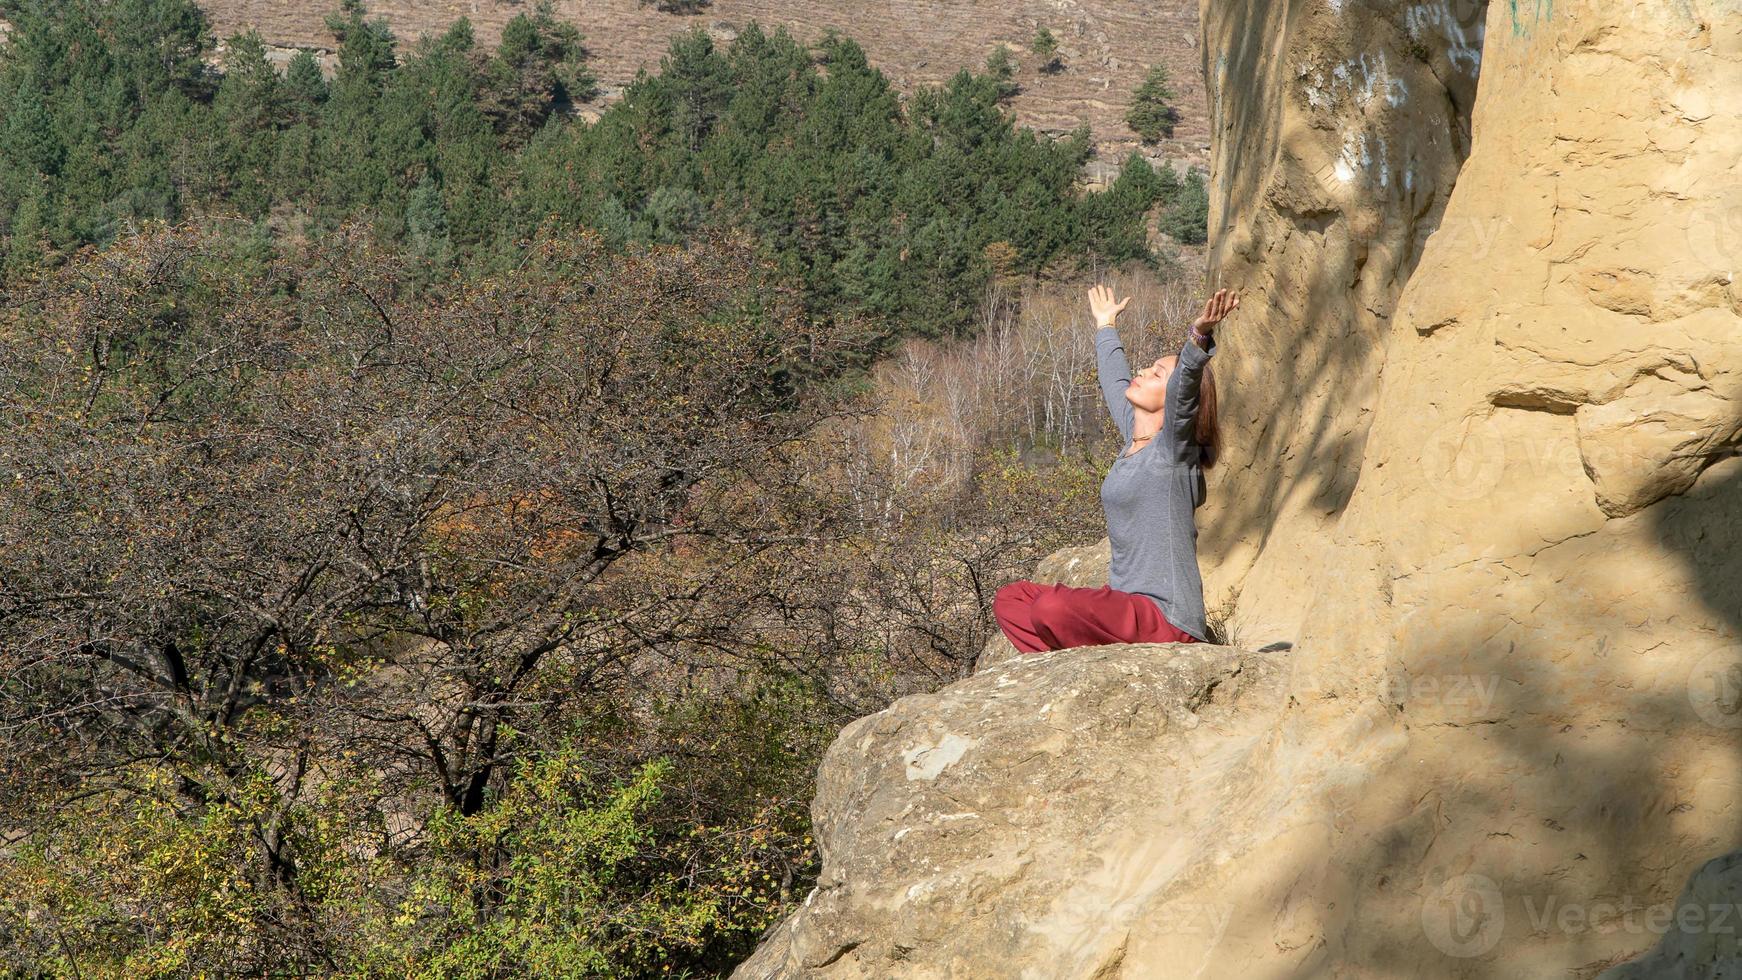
[1193,0,1487,643]
[1596,852,1742,979]
[738,0,1742,976]
[1256,0,1742,970]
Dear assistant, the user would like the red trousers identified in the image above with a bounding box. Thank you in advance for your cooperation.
[993,580,1199,653]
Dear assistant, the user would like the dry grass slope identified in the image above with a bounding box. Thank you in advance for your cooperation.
[192,0,1209,170]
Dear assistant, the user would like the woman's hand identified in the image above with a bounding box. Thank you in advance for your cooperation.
[1088,283,1132,328]
[1191,288,1239,337]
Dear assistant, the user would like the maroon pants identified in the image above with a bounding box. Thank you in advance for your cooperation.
[993,580,1199,653]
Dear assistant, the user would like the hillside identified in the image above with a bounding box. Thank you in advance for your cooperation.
[191,0,1209,172]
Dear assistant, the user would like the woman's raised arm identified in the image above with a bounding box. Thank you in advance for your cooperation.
[1166,288,1237,445]
[1088,284,1135,444]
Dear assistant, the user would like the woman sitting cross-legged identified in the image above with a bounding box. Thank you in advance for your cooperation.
[993,283,1238,653]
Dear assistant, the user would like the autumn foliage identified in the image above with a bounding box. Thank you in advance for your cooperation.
[0,210,1199,974]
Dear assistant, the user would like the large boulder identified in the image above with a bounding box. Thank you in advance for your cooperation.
[733,641,1287,978]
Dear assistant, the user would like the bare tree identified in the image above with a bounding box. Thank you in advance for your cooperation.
[0,216,862,943]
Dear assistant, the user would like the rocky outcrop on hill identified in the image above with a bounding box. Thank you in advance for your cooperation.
[737,0,1742,976]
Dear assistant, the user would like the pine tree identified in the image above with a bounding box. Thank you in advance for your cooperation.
[324,0,398,96]
[0,79,65,180]
[1030,27,1061,74]
[1127,64,1180,142]
[1080,150,1167,259]
[921,67,1014,156]
[480,0,596,145]
[660,29,732,155]
[317,0,399,214]
[0,3,1167,342]
[213,30,285,215]
[274,51,327,201]
[1159,167,1209,245]
[984,47,1019,102]
[216,31,285,132]
[593,193,636,246]
[104,0,218,105]
[644,184,705,244]
[3,176,54,279]
[697,23,813,204]
[282,50,329,124]
[394,20,501,249]
[406,172,452,267]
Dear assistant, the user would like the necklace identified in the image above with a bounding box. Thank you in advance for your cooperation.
[1123,431,1157,458]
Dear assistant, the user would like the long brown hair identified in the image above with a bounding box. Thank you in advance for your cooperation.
[1196,362,1220,469]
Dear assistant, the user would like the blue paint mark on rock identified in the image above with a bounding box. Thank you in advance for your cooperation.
[1509,0,1552,36]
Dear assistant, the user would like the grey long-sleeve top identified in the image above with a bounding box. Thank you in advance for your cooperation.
[1094,324,1216,642]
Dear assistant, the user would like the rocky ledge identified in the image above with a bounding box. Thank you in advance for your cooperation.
[733,641,1285,979]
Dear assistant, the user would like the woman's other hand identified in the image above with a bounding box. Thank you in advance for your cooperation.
[1088,283,1132,328]
[1191,288,1239,337]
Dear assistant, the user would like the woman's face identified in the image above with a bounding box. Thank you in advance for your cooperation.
[1126,354,1177,413]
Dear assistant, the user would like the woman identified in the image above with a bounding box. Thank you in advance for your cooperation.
[993,284,1237,653]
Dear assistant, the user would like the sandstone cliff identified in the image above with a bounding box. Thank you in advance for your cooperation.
[736,0,1742,975]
